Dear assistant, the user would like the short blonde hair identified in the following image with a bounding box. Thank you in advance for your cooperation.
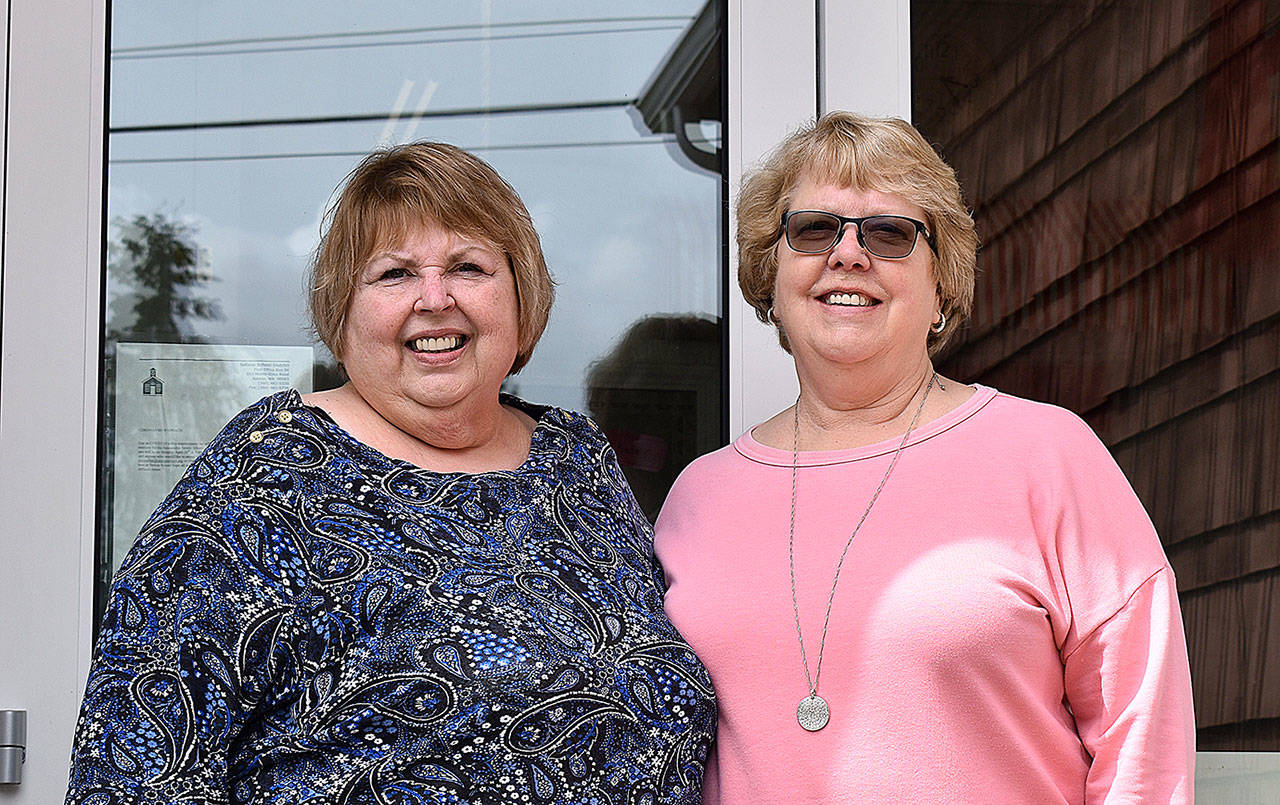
[737,111,977,354]
[309,142,554,373]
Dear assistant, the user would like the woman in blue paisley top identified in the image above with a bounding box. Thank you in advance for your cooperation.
[66,142,716,805]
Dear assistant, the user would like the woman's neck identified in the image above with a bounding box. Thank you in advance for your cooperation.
[794,361,936,450]
[304,384,535,472]
[752,353,973,451]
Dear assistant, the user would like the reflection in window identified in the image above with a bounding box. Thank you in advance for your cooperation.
[913,0,1280,751]
[587,314,721,522]
[98,2,725,622]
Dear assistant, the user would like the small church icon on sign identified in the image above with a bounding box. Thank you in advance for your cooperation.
[142,368,163,396]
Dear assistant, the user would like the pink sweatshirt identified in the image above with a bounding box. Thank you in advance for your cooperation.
[655,386,1194,803]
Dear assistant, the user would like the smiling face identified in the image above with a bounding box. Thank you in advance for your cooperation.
[773,177,939,376]
[340,220,520,424]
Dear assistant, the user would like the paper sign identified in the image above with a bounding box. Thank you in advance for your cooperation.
[111,342,314,571]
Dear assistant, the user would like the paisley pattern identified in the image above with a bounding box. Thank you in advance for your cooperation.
[67,391,715,804]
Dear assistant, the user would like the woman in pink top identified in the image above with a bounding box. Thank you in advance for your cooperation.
[654,112,1195,803]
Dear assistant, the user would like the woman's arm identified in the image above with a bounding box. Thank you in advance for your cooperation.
[1042,406,1196,803]
[1064,566,1195,803]
[65,465,301,803]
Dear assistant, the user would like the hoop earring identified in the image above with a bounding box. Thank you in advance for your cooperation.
[930,311,947,334]
[768,306,782,327]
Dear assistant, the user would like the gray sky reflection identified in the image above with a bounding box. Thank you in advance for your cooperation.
[107,0,720,412]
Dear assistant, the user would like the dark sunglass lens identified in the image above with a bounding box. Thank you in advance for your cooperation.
[788,213,841,251]
[861,217,917,257]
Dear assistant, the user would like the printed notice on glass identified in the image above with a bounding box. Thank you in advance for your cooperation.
[112,343,314,571]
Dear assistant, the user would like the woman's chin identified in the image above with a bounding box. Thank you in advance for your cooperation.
[403,385,478,411]
[799,340,931,378]
[796,338,886,368]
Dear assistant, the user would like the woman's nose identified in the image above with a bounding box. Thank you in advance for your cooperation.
[412,271,455,313]
[827,224,871,271]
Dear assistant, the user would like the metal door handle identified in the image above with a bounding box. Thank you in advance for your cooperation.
[0,710,26,785]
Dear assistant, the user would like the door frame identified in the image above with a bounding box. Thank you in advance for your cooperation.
[0,0,108,801]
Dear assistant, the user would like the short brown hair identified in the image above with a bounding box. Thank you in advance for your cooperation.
[309,142,554,373]
[737,111,977,354]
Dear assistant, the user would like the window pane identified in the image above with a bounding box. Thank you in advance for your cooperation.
[913,0,1280,751]
[98,1,724,615]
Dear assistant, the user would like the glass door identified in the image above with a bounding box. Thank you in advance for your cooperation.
[98,1,727,607]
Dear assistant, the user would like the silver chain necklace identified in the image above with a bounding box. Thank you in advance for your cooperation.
[789,372,936,731]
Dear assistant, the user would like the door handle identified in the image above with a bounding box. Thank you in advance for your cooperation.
[0,710,26,784]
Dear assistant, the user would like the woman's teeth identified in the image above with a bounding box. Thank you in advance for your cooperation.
[825,292,874,306]
[412,335,463,353]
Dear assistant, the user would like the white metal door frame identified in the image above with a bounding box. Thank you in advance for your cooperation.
[727,0,912,437]
[0,0,108,800]
[727,0,816,436]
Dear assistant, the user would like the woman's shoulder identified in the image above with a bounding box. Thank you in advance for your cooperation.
[169,388,331,494]
[501,393,606,444]
[661,442,743,503]
[974,387,1157,537]
[970,385,1104,449]
[500,392,556,426]
[123,389,316,574]
[201,389,309,454]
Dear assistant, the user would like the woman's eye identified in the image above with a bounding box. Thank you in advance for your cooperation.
[800,220,837,236]
[454,262,487,274]
[801,220,832,232]
[865,222,911,242]
[377,267,411,281]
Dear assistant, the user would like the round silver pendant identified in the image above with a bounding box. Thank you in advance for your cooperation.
[797,693,829,731]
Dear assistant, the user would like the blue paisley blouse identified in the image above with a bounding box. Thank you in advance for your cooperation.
[66,390,715,804]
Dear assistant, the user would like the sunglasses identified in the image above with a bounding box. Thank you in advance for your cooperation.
[781,210,936,258]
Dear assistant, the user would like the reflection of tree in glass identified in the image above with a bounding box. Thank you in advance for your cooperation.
[98,213,226,618]
[107,213,221,343]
